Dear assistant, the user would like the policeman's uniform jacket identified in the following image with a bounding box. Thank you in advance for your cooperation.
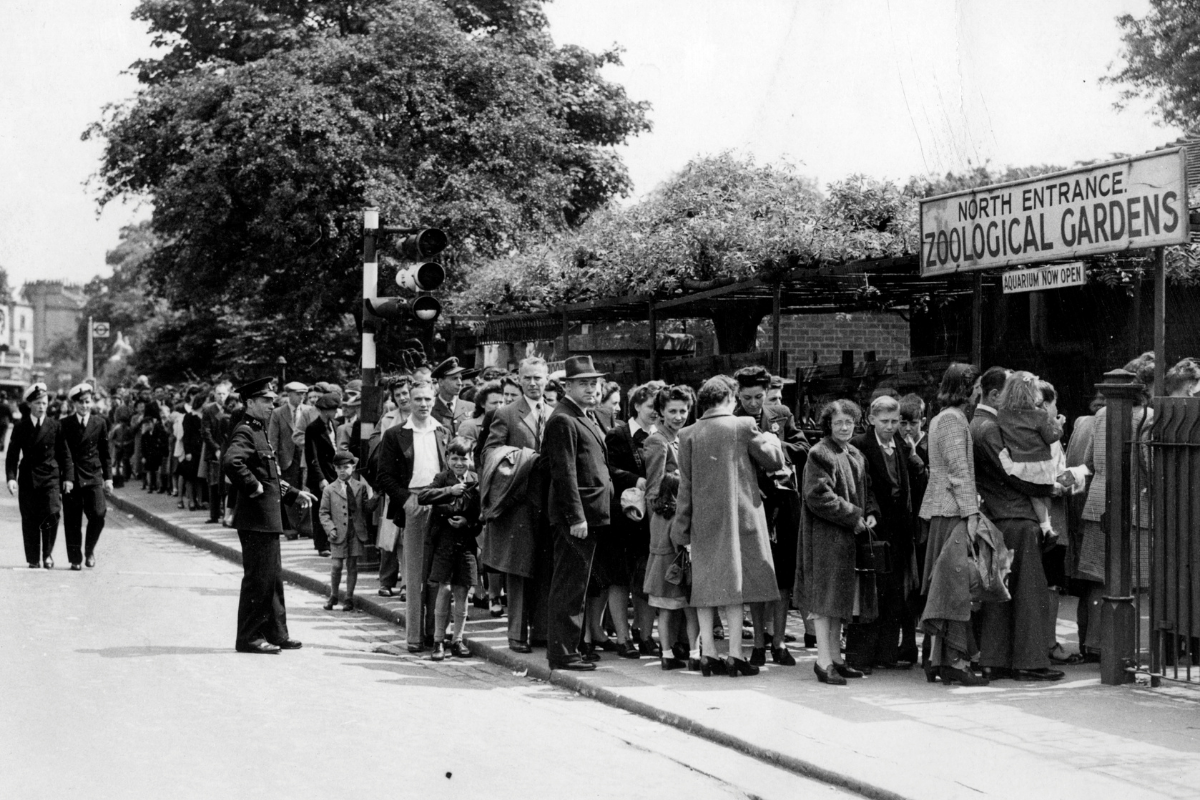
[223,416,300,533]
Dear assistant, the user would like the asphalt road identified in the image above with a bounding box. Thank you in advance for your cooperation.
[0,493,851,800]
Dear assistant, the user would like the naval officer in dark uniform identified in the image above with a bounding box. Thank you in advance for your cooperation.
[60,382,113,570]
[6,382,72,568]
[223,377,316,654]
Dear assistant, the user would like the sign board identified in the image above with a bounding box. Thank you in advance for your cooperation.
[91,321,110,338]
[920,149,1188,277]
[1001,262,1087,295]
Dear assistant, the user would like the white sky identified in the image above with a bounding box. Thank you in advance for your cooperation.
[0,0,1178,291]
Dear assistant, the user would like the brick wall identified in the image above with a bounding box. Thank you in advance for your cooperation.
[760,311,910,367]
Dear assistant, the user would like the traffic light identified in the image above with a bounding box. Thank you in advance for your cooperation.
[368,226,448,325]
[364,294,441,323]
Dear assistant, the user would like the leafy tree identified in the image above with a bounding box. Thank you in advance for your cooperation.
[1107,0,1200,129]
[88,0,649,379]
[458,153,913,352]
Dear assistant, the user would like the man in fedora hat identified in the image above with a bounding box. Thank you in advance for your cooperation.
[6,383,72,568]
[542,355,614,671]
[223,377,316,654]
[430,357,472,436]
[60,382,113,569]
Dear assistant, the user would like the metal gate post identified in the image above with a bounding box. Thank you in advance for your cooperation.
[1098,368,1142,685]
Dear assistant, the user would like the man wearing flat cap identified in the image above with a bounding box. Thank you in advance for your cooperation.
[223,377,316,654]
[430,358,472,437]
[6,383,72,568]
[542,355,615,671]
[269,381,307,539]
[60,382,113,569]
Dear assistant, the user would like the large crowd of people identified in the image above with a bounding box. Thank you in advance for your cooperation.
[7,349,1199,679]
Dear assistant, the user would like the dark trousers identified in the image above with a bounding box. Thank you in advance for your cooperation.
[236,531,289,646]
[845,568,904,666]
[207,468,223,522]
[547,524,599,664]
[63,484,106,565]
[978,518,1051,670]
[18,485,60,564]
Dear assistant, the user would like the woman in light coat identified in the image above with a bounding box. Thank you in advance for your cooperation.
[918,363,987,686]
[670,375,784,677]
[643,384,699,670]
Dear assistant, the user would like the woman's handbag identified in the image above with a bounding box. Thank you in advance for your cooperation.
[855,525,892,574]
[664,546,692,600]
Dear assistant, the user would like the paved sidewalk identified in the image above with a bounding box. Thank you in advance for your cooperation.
[112,486,1200,800]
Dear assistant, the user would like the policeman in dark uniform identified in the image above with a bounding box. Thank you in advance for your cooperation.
[223,377,316,654]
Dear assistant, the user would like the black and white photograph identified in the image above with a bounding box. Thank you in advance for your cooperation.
[4,1,1200,798]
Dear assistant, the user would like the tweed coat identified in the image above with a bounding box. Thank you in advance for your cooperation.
[669,408,784,607]
[917,407,979,521]
[267,402,298,472]
[801,436,877,619]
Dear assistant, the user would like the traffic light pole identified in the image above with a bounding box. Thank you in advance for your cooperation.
[361,209,381,445]
[87,315,94,381]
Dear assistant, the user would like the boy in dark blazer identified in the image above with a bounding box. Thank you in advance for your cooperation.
[848,394,920,670]
[6,383,72,568]
[59,383,113,569]
[542,356,614,671]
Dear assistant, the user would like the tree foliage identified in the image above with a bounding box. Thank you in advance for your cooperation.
[1107,0,1200,129]
[457,152,914,315]
[88,0,649,381]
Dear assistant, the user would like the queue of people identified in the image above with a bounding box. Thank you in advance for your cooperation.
[10,348,1195,677]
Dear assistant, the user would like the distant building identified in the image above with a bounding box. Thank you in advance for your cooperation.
[0,294,35,394]
[22,280,86,362]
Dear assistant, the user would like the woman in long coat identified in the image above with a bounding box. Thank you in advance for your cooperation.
[918,363,987,686]
[801,399,877,686]
[670,375,784,677]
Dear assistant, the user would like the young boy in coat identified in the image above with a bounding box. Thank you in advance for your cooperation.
[419,437,481,661]
[319,451,377,611]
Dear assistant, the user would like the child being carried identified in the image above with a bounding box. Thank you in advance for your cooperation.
[996,371,1066,541]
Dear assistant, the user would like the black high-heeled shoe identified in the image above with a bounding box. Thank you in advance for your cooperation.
[814,663,847,685]
[725,656,760,677]
[940,666,989,686]
[699,655,726,677]
[660,655,686,671]
[923,663,940,683]
[686,657,702,672]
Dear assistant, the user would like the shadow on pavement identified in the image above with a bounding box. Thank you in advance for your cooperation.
[77,645,231,658]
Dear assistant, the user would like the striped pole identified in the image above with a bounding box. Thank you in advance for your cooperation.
[361,208,380,447]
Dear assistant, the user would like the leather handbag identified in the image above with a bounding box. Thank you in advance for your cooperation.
[664,546,692,600]
[855,526,891,574]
